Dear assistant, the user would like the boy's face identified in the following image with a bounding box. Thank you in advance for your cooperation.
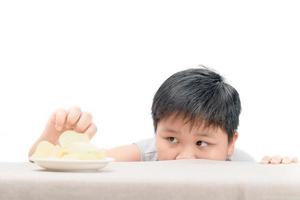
[155,114,238,161]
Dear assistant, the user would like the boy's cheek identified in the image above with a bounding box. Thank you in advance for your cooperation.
[157,150,177,160]
[207,152,228,161]
[156,141,177,160]
[206,145,230,161]
[156,146,176,160]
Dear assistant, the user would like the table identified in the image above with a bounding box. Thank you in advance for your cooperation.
[0,160,300,200]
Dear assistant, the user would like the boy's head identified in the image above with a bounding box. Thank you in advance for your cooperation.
[151,66,241,161]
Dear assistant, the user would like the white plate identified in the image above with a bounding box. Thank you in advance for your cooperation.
[30,157,115,171]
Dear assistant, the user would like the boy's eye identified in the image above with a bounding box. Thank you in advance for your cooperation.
[166,137,178,144]
[196,141,208,147]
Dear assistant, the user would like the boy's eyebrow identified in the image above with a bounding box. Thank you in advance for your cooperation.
[163,128,213,137]
[195,132,213,137]
[162,128,180,134]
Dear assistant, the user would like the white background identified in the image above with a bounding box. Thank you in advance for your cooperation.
[0,1,299,162]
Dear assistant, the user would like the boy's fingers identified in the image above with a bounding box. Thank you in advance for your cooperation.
[66,106,81,128]
[270,155,283,164]
[260,155,298,164]
[292,157,299,163]
[48,111,57,125]
[282,156,292,164]
[75,112,93,132]
[260,156,271,164]
[55,109,67,131]
[84,123,97,139]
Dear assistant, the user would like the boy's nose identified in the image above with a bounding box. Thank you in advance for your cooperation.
[175,148,197,160]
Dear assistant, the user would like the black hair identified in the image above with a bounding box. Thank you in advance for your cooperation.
[151,66,241,142]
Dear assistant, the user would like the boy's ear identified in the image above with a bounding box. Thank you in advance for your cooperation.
[227,132,239,157]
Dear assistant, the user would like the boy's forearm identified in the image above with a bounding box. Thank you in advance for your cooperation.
[105,144,141,162]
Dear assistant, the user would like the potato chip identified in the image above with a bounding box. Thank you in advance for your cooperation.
[63,142,105,159]
[61,152,104,160]
[58,130,89,148]
[67,142,98,153]
[31,141,55,159]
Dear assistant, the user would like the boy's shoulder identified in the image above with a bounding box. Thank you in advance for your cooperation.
[134,137,157,161]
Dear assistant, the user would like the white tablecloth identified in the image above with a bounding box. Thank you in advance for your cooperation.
[0,160,300,200]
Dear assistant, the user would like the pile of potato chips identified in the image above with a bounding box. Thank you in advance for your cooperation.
[31,131,106,160]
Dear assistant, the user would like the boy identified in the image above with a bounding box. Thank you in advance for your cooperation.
[28,67,295,164]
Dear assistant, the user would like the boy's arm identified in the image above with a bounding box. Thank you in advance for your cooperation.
[28,107,96,158]
[29,106,141,162]
[105,144,141,161]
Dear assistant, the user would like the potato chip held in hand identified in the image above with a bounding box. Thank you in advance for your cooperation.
[58,130,90,147]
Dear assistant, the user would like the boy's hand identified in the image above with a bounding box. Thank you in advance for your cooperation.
[29,107,97,157]
[260,155,298,164]
[42,106,97,144]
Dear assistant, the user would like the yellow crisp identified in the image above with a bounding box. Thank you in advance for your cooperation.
[31,131,106,160]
